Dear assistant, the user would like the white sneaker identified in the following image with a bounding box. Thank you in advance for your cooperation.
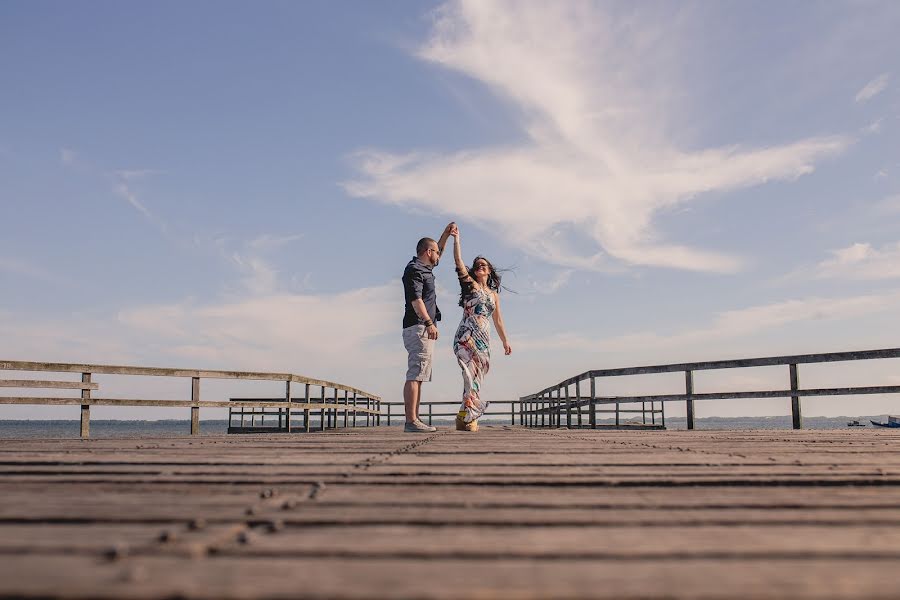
[404,420,437,433]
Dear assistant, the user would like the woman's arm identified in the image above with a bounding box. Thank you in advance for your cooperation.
[492,292,512,355]
[450,224,470,280]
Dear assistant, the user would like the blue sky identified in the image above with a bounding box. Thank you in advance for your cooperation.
[2,1,899,420]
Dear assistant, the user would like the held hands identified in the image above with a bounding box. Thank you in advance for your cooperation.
[448,222,459,238]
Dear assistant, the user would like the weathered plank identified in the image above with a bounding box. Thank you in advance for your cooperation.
[0,380,99,390]
[2,427,900,599]
[1,555,899,599]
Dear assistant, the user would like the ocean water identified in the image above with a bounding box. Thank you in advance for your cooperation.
[0,415,893,438]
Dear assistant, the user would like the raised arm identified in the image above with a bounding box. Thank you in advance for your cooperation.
[449,224,470,279]
[492,292,512,355]
[437,222,454,259]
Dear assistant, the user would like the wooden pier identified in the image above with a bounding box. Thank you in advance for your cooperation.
[2,426,900,599]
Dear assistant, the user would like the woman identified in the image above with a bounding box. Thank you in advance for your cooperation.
[448,224,511,432]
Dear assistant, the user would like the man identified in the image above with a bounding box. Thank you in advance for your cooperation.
[401,223,454,432]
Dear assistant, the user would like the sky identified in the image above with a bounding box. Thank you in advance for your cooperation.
[2,0,899,421]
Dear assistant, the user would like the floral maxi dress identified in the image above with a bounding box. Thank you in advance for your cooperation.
[453,275,495,423]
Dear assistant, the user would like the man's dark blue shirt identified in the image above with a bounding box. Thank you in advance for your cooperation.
[402,257,441,329]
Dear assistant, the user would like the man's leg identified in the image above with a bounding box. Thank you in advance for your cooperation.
[403,380,420,424]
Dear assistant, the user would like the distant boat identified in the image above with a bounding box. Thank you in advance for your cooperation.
[870,415,900,428]
[847,420,865,427]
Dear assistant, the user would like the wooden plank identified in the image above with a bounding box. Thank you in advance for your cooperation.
[1,555,899,599]
[0,380,99,390]
[5,462,900,478]
[1,429,900,599]
[3,483,898,512]
[0,524,169,552]
[0,398,379,413]
[0,360,380,399]
[525,346,900,393]
[220,523,900,558]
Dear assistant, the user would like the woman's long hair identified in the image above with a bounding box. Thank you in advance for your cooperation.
[458,256,509,306]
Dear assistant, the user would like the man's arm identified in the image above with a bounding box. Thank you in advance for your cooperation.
[411,298,438,340]
[436,222,455,258]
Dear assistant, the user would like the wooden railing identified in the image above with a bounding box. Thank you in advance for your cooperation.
[0,360,380,437]
[519,348,900,430]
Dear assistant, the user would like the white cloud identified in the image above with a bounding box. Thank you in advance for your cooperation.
[59,148,168,232]
[815,241,900,280]
[117,284,400,373]
[855,73,889,103]
[107,168,167,232]
[111,178,157,224]
[114,169,163,181]
[524,268,574,296]
[518,290,900,355]
[345,1,850,273]
[60,148,77,166]
[543,269,573,294]
[196,232,305,296]
[862,118,884,134]
[873,193,900,214]
[246,233,303,251]
[0,285,402,415]
[0,283,400,386]
[230,252,279,295]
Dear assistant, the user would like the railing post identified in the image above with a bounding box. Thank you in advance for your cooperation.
[333,387,339,429]
[615,397,620,427]
[387,402,391,427]
[575,379,583,428]
[589,376,596,429]
[80,372,91,439]
[511,401,515,426]
[343,390,349,428]
[285,380,292,433]
[549,392,555,427]
[685,370,695,430]
[565,385,572,428]
[352,392,358,427]
[304,383,311,433]
[555,389,562,428]
[790,363,802,430]
[320,386,326,431]
[428,402,433,426]
[190,377,200,435]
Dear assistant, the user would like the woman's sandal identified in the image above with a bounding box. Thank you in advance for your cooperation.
[456,412,479,432]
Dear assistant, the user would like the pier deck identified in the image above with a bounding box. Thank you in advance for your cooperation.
[1,426,900,599]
